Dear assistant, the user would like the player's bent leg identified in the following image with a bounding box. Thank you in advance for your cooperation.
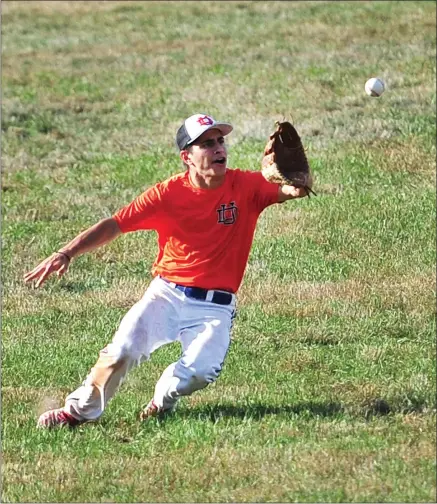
[141,350,228,420]
[141,303,235,420]
[64,343,136,422]
[37,280,181,429]
[140,360,221,420]
[37,342,141,429]
[140,361,221,421]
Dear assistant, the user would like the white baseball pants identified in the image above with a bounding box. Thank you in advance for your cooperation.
[64,276,236,421]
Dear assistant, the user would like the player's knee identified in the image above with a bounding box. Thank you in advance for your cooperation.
[190,364,222,388]
[97,342,129,362]
[174,360,224,396]
[109,331,144,362]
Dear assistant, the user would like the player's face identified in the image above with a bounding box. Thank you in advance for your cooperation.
[182,129,228,178]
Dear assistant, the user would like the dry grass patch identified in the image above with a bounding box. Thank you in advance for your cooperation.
[359,344,388,363]
[278,350,326,373]
[2,1,128,16]
[3,37,220,75]
[330,380,433,417]
[239,272,435,317]
[331,381,383,404]
[255,204,312,239]
[3,439,434,502]
[4,278,148,316]
[239,276,361,306]
[370,137,436,177]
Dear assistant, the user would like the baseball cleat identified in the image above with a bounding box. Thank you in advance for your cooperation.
[37,408,83,429]
[139,399,175,421]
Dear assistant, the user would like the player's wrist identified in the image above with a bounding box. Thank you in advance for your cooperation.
[56,250,72,261]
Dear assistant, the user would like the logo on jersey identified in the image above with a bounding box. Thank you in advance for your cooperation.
[197,115,214,126]
[217,202,238,225]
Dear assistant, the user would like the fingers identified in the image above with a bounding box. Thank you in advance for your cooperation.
[35,264,52,288]
[23,262,48,284]
[23,254,70,288]
[57,263,69,278]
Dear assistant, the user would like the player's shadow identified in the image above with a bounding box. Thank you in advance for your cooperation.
[182,401,345,422]
[179,396,416,422]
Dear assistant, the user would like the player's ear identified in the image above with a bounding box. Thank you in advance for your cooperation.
[180,149,190,164]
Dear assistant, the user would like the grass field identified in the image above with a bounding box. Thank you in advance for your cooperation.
[1,1,436,502]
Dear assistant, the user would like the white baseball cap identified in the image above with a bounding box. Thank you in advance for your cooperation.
[176,114,233,150]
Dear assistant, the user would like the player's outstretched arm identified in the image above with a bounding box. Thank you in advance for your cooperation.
[23,217,122,288]
[278,185,309,202]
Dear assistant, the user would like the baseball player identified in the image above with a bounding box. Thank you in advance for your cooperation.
[24,114,308,428]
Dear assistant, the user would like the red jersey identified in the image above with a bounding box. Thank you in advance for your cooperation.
[113,169,279,293]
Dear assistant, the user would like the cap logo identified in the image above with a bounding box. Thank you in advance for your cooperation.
[197,115,214,126]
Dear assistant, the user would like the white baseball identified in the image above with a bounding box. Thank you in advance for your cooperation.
[365,77,385,97]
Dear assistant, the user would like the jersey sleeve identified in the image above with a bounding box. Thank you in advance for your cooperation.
[246,171,280,212]
[113,183,165,233]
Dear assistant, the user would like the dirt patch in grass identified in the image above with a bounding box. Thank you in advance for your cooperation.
[2,386,72,424]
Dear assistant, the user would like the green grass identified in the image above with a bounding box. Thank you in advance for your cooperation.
[2,1,436,502]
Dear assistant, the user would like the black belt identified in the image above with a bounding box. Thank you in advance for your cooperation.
[160,277,233,305]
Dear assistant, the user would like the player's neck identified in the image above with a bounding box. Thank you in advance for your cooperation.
[188,170,226,190]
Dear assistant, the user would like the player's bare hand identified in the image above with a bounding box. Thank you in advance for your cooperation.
[23,252,70,288]
[278,184,310,202]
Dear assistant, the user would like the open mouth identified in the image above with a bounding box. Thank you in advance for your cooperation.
[214,157,226,165]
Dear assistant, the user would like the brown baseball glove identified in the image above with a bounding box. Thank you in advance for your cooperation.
[261,120,316,197]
